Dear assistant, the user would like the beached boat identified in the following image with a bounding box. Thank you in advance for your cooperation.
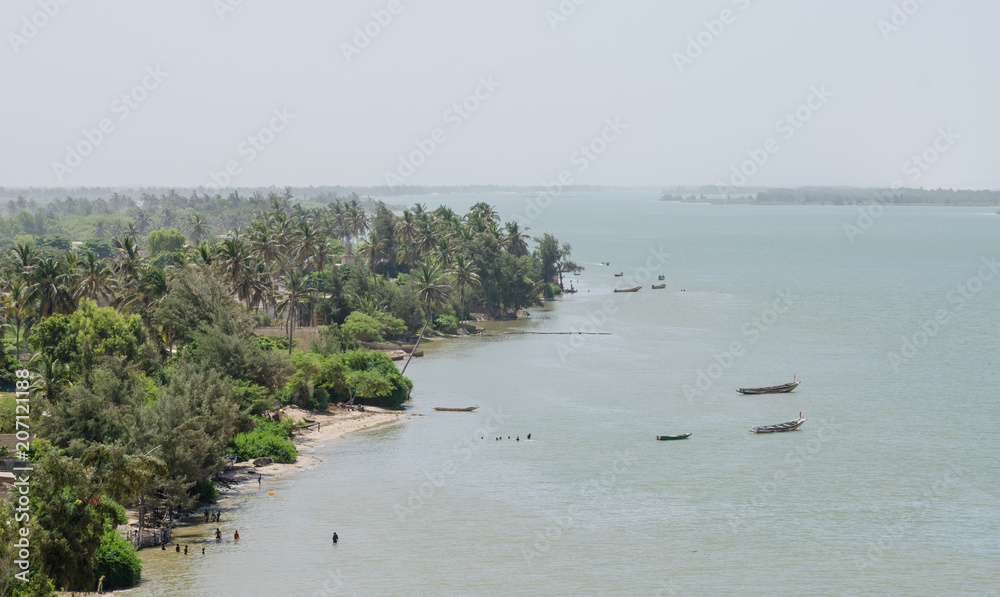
[302,417,316,423]
[434,406,479,412]
[656,433,691,440]
[749,415,805,433]
[651,283,666,289]
[737,380,800,394]
[613,272,624,277]
[613,286,642,293]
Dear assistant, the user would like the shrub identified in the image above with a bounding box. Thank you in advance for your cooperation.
[435,314,458,334]
[93,529,142,590]
[187,478,219,504]
[228,417,297,463]
[342,311,384,342]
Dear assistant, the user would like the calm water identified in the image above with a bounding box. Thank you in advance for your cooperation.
[126,194,1000,596]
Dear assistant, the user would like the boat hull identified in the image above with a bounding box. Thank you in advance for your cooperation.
[613,286,642,293]
[737,381,800,394]
[434,406,479,412]
[749,417,805,433]
[656,433,691,440]
[651,284,666,289]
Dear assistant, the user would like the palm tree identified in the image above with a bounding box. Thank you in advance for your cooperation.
[74,250,112,304]
[28,354,73,406]
[27,256,75,317]
[448,255,481,320]
[188,213,209,244]
[117,265,169,316]
[401,259,451,374]
[0,280,30,361]
[216,238,248,300]
[504,221,530,257]
[356,230,387,279]
[273,270,309,354]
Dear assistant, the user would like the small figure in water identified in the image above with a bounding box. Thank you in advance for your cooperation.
[516,437,519,441]
[332,532,339,543]
[234,530,240,541]
[202,547,205,555]
[527,433,531,440]
[175,544,180,553]
[205,510,210,523]
[184,545,188,555]
[215,528,222,540]
[258,474,261,486]
[161,543,166,550]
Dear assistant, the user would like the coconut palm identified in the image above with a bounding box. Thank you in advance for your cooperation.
[74,250,112,304]
[356,230,388,279]
[504,221,530,257]
[448,255,481,320]
[28,354,73,406]
[401,259,451,374]
[27,256,75,317]
[188,213,209,244]
[273,269,310,354]
[0,280,30,361]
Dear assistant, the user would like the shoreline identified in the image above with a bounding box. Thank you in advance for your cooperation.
[101,405,413,595]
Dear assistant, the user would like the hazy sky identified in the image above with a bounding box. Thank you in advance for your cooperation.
[2,0,997,189]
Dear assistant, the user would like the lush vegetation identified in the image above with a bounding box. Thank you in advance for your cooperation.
[0,190,575,593]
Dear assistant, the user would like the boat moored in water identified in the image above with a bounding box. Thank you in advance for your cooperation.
[737,379,800,394]
[651,283,666,289]
[656,433,691,440]
[749,415,805,433]
[434,406,479,412]
[613,286,642,293]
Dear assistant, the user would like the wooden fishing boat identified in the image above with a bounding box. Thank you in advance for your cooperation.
[302,417,316,423]
[600,261,610,266]
[613,272,624,277]
[651,283,666,289]
[434,406,479,412]
[656,433,691,440]
[737,379,800,394]
[613,286,642,293]
[749,415,805,433]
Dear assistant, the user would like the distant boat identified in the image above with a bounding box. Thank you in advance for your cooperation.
[613,286,641,293]
[302,417,316,423]
[434,406,479,412]
[657,275,665,280]
[600,261,610,266]
[656,433,691,441]
[737,379,800,394]
[651,283,666,289]
[563,287,578,293]
[613,272,624,277]
[749,415,806,433]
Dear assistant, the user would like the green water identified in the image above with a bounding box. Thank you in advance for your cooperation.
[127,194,1000,596]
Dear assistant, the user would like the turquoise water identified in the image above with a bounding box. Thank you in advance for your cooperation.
[128,194,1000,596]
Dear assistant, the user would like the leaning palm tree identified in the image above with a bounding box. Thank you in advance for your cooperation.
[273,269,309,354]
[401,259,451,375]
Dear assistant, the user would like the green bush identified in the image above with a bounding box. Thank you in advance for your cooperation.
[93,529,142,590]
[435,314,459,334]
[228,417,297,463]
[187,478,219,504]
[342,311,385,342]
